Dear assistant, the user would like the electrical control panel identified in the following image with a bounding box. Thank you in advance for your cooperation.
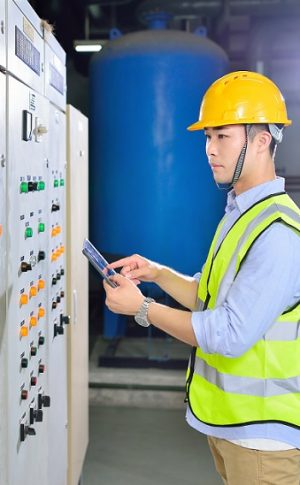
[47,103,68,485]
[0,71,8,485]
[7,0,44,94]
[6,73,50,485]
[0,0,6,69]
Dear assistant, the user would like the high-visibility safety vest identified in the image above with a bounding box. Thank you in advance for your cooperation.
[186,192,300,428]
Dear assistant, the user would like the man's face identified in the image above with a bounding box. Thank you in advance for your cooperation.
[204,125,247,185]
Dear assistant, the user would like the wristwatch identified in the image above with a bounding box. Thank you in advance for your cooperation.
[134,297,155,327]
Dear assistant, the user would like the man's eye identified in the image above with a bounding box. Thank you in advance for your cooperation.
[205,134,211,140]
[218,134,225,139]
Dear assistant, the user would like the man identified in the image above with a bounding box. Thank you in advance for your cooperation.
[103,71,300,485]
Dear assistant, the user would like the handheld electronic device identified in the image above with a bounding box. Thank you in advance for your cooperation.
[82,238,118,288]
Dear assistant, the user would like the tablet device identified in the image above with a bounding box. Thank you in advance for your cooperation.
[82,238,118,288]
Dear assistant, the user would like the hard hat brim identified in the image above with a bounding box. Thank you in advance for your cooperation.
[187,119,292,131]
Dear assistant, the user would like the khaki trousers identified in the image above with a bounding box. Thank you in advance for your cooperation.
[208,436,300,485]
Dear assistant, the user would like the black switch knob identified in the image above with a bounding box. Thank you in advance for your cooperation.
[51,203,60,212]
[56,273,61,280]
[27,426,36,436]
[54,323,64,337]
[38,251,46,262]
[52,277,57,285]
[60,291,64,298]
[20,262,32,272]
[38,364,45,374]
[38,393,51,409]
[28,181,35,192]
[30,407,43,424]
[52,301,57,309]
[60,268,65,276]
[20,423,36,441]
[56,296,61,303]
[60,314,70,325]
[21,357,28,368]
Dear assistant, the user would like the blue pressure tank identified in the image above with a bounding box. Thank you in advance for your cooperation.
[89,28,228,277]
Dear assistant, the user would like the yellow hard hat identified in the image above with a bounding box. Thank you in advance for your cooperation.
[188,71,291,131]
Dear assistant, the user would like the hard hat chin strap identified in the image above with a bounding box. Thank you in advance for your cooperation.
[216,125,249,191]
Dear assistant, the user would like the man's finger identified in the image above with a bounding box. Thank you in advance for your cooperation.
[107,257,133,269]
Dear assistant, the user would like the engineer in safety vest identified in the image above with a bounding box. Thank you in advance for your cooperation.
[103,71,300,485]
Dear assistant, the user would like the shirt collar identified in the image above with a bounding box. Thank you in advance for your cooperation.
[225,177,285,215]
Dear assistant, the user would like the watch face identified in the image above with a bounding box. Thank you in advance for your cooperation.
[134,315,150,328]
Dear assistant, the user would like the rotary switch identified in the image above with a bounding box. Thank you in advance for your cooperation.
[20,262,32,272]
[38,393,51,409]
[30,407,43,425]
[54,323,64,338]
[60,314,70,326]
[20,424,36,442]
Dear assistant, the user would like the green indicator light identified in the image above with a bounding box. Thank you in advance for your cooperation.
[38,181,45,191]
[60,178,65,187]
[54,179,59,188]
[25,227,33,238]
[38,223,45,233]
[20,182,28,193]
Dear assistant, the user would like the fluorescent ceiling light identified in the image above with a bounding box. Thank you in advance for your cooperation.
[74,40,106,53]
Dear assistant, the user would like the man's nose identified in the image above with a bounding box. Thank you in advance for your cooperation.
[206,138,218,157]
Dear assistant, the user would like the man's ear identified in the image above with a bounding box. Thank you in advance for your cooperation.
[256,131,272,153]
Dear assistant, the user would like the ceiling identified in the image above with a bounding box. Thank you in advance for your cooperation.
[29,0,300,77]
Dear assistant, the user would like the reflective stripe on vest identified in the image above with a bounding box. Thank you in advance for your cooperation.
[186,192,300,427]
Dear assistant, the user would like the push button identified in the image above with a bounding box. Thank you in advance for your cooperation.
[38,279,45,290]
[29,286,37,298]
[38,251,46,262]
[30,316,37,327]
[38,307,45,319]
[20,326,29,337]
[38,223,45,233]
[38,336,45,346]
[20,294,28,306]
[25,227,33,238]
[20,182,28,193]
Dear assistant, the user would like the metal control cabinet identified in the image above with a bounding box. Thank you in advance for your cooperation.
[66,105,89,485]
[1,2,88,484]
[3,1,68,484]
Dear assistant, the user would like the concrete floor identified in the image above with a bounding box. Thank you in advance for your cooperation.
[81,404,222,485]
[82,337,222,484]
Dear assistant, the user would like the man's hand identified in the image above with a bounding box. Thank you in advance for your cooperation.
[107,254,161,285]
[103,273,145,315]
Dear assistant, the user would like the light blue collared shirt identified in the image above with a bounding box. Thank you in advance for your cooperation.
[187,177,300,447]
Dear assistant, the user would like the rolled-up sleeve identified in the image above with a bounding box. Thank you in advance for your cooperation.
[191,223,300,357]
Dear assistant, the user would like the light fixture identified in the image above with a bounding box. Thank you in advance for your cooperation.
[74,40,106,53]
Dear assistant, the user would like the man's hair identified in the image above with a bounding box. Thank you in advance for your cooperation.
[247,124,277,158]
